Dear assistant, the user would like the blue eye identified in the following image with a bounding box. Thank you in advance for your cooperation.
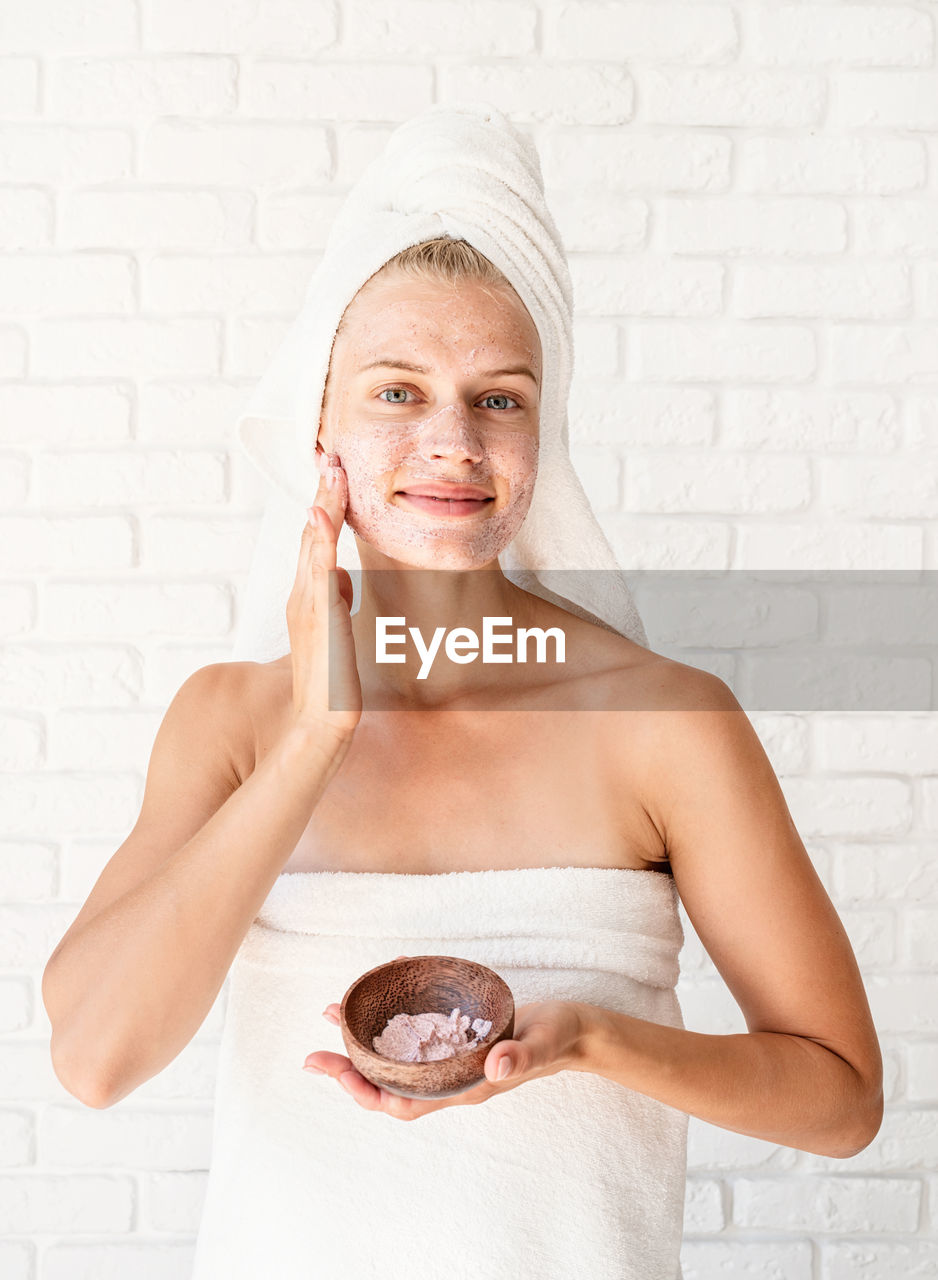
[378,386,520,410]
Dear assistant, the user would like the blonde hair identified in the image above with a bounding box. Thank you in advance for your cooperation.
[322,237,527,416]
[337,236,520,338]
[378,235,512,294]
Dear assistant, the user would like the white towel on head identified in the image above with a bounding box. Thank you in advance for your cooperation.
[230,100,648,663]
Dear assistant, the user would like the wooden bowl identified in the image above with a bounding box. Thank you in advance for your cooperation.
[339,955,515,1099]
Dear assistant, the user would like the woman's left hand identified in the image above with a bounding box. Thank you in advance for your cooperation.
[303,998,584,1121]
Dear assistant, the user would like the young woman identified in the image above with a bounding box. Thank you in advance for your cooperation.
[43,108,883,1280]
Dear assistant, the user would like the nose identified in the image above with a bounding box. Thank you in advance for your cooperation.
[414,402,484,465]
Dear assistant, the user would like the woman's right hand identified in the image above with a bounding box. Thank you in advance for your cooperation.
[286,451,362,744]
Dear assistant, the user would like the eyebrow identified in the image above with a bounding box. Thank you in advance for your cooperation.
[357,358,539,385]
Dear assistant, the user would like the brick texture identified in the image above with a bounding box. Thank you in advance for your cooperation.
[3,4,936,1276]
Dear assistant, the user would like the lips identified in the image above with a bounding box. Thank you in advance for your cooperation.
[398,482,493,501]
[394,480,495,519]
[394,481,493,517]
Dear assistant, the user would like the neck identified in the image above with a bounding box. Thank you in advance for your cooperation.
[349,548,540,706]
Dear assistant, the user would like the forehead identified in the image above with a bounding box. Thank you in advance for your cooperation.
[337,272,542,369]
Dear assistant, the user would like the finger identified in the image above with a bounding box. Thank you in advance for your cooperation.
[304,501,338,576]
[485,1041,521,1084]
[304,1054,382,1114]
[326,559,353,617]
[312,456,348,536]
[305,465,349,580]
[303,1051,388,1108]
[293,494,335,595]
[292,502,321,588]
[303,1049,425,1119]
[299,457,351,607]
[337,1068,385,1110]
[335,566,354,614]
[289,513,330,632]
[304,1050,351,1074]
[485,1020,556,1083]
[304,456,343,534]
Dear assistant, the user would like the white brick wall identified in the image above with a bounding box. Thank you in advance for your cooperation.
[2,2,936,1277]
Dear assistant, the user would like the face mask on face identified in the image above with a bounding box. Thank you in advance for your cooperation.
[317,272,542,570]
[327,399,539,570]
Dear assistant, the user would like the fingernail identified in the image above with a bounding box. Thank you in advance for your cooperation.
[496,1057,512,1081]
[304,1065,326,1074]
[326,468,336,490]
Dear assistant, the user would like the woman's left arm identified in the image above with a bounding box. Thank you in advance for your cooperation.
[571,670,885,1160]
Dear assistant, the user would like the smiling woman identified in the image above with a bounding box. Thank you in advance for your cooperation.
[42,102,883,1280]
[316,257,543,575]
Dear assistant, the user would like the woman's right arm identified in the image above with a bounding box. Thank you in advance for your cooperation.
[42,690,352,1110]
[43,455,358,1110]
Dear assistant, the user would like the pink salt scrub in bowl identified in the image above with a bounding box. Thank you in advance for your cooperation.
[339,956,515,1099]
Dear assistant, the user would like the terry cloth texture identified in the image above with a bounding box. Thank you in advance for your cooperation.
[231,100,648,664]
[191,866,688,1280]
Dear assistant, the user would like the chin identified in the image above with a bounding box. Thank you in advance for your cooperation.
[347,503,523,570]
[383,542,495,571]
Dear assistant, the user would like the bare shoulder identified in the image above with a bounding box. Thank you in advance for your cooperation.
[610,651,740,713]
[518,587,739,714]
[558,602,738,713]
[606,655,774,871]
[595,647,746,765]
[588,645,745,842]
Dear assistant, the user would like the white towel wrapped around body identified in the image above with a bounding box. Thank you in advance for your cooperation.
[191,867,688,1280]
